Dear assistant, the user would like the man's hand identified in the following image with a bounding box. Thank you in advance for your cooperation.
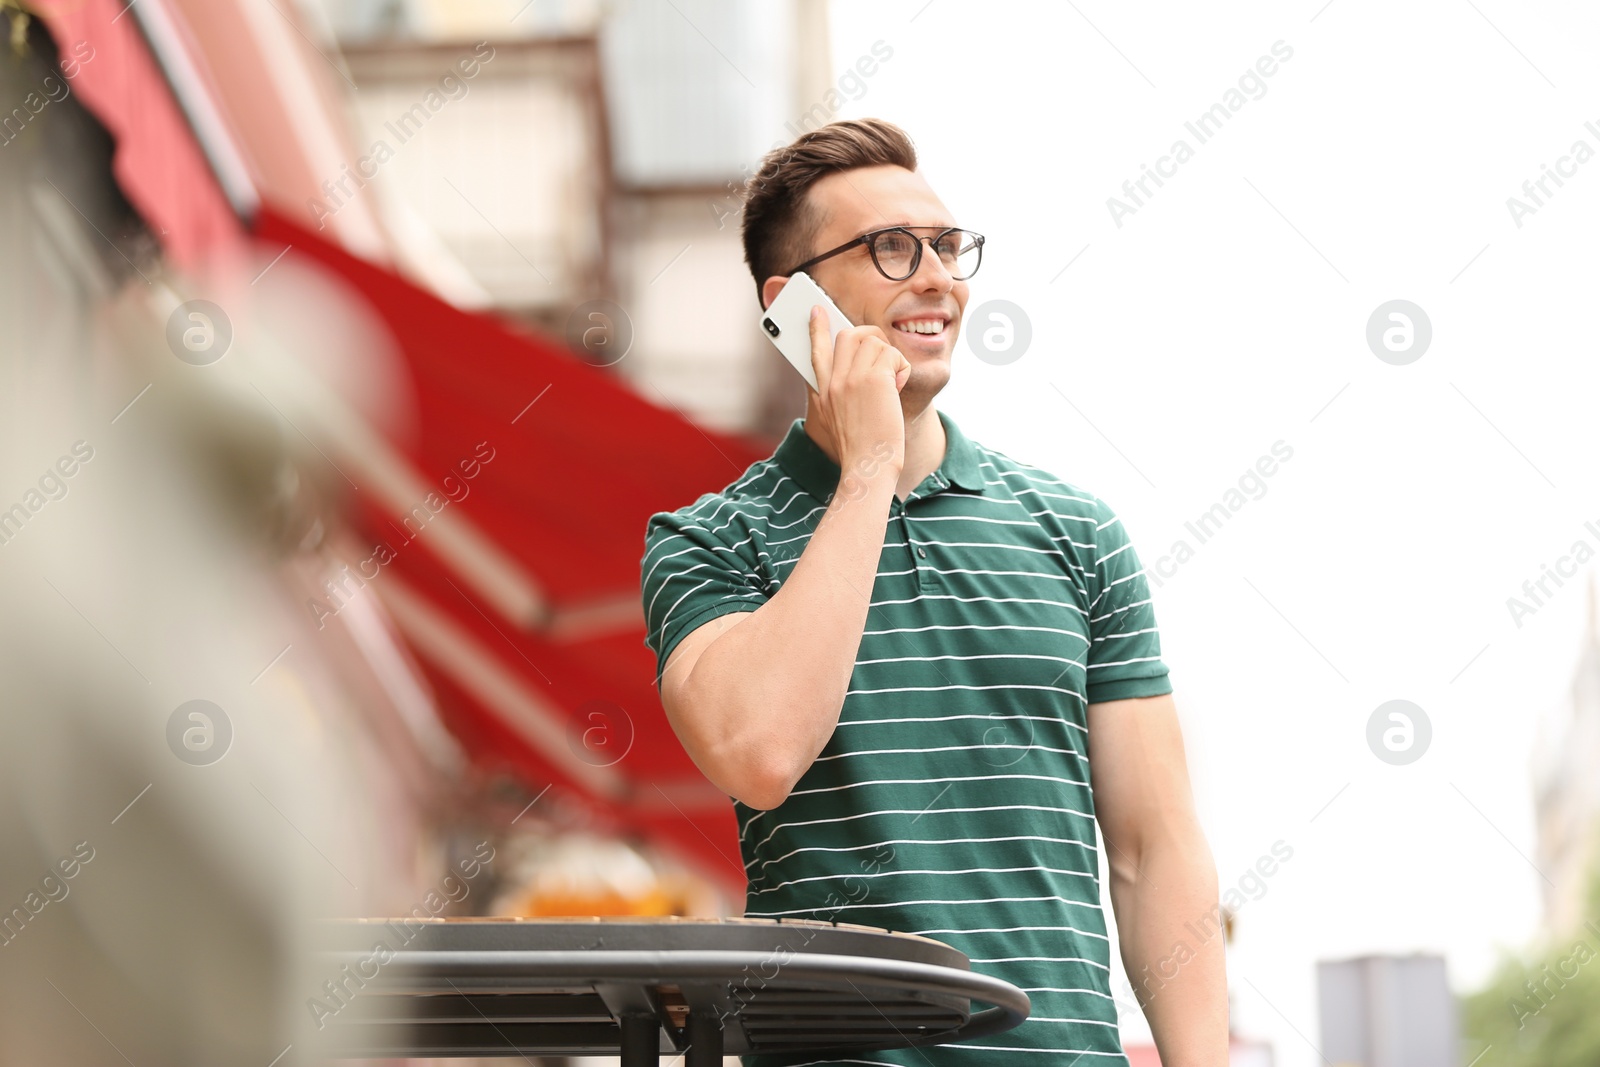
[804,304,910,480]
[654,308,909,808]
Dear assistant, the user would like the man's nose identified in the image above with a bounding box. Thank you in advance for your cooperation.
[909,237,955,291]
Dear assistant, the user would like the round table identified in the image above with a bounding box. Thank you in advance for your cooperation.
[312,915,1030,1064]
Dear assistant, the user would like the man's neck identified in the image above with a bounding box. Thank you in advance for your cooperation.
[803,403,946,503]
[896,404,945,501]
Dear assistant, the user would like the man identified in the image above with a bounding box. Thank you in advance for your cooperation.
[640,117,1228,1065]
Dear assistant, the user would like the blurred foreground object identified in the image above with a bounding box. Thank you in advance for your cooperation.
[0,7,449,1062]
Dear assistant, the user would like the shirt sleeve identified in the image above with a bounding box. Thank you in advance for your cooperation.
[640,505,769,692]
[1084,494,1173,704]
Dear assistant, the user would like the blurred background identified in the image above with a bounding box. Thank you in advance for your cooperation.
[1,0,1598,1065]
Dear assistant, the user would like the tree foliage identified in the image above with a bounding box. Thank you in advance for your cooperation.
[1461,842,1600,1067]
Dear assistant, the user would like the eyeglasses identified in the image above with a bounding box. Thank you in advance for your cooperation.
[785,225,985,282]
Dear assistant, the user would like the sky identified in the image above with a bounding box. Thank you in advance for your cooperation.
[820,1,1600,1061]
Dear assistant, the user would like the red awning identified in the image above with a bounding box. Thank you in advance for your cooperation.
[254,204,765,888]
[28,0,250,274]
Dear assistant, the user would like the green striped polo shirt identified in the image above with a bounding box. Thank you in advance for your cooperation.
[639,408,1173,1065]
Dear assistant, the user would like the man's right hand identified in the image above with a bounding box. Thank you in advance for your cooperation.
[807,304,910,481]
[655,306,912,811]
[659,306,909,807]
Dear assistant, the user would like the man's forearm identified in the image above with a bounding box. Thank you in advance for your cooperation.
[1109,825,1230,1066]
[679,468,897,807]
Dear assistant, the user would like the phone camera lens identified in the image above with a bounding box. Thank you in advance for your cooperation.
[762,317,781,338]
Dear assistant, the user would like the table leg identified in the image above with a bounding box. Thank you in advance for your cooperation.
[620,1014,660,1067]
[685,1009,723,1067]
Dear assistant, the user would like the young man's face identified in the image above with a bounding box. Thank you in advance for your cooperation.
[770,164,969,406]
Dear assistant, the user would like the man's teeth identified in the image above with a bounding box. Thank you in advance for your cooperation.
[895,320,944,335]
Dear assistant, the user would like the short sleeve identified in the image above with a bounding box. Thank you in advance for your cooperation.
[640,506,769,691]
[1085,495,1173,704]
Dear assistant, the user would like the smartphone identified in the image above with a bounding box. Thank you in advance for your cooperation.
[759,271,853,392]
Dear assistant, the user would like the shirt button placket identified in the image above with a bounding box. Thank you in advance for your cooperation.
[888,498,909,578]
[902,505,927,589]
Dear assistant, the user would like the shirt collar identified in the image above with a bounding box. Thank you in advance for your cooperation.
[773,408,986,501]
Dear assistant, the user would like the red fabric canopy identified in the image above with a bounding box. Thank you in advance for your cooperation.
[255,204,765,889]
[28,0,249,273]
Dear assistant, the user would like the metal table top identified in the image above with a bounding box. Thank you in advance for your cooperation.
[310,915,1031,1064]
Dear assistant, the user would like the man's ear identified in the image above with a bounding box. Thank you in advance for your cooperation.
[759,275,790,312]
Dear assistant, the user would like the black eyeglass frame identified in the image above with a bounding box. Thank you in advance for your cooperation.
[783,225,985,282]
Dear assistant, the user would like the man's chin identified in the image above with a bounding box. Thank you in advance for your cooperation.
[899,352,952,402]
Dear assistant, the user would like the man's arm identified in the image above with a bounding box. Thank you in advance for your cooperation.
[1089,691,1229,1067]
[653,310,912,812]
[658,465,896,810]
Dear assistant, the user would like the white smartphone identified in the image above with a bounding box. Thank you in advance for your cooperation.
[759,271,853,392]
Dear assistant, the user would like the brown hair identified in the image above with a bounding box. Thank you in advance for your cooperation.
[740,117,918,306]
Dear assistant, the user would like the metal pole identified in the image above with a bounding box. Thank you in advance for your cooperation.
[619,1014,660,1067]
[685,1008,723,1067]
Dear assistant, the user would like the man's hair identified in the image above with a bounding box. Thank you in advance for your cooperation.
[740,117,918,305]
